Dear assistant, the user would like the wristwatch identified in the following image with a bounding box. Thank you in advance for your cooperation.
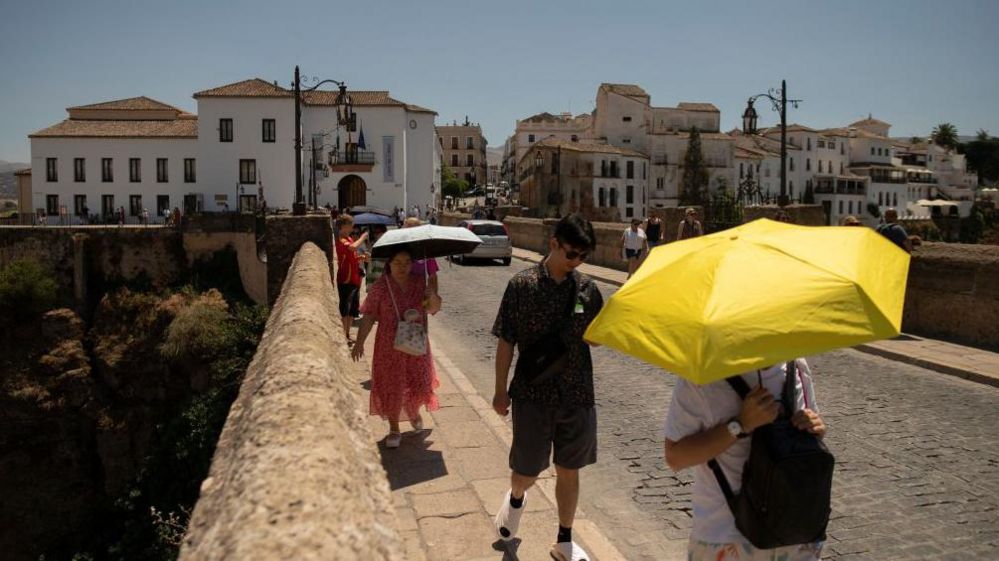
[726,419,748,439]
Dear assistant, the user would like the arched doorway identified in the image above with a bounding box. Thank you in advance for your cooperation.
[338,175,367,209]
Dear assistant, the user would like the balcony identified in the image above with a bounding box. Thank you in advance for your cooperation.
[329,149,376,171]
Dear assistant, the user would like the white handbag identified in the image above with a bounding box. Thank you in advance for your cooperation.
[387,279,427,356]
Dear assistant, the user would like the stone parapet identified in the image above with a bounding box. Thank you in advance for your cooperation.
[179,242,402,561]
[904,242,999,349]
[264,215,333,305]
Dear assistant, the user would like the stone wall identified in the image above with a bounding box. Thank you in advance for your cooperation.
[264,216,334,305]
[904,242,999,349]
[179,243,402,561]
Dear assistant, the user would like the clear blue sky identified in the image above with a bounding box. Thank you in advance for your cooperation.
[2,0,997,163]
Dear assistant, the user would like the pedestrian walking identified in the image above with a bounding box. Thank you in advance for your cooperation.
[171,207,182,228]
[663,359,828,560]
[491,214,604,561]
[620,218,649,279]
[876,208,912,253]
[334,214,369,344]
[403,217,440,298]
[365,224,389,287]
[677,207,703,240]
[350,246,442,448]
[839,215,862,227]
[117,206,125,226]
[645,214,664,248]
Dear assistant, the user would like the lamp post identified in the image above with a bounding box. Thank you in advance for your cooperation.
[742,80,801,207]
[534,150,544,210]
[293,65,353,215]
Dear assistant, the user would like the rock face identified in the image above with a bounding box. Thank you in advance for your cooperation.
[0,288,238,560]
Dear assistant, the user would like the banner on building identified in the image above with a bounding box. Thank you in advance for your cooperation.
[383,136,394,183]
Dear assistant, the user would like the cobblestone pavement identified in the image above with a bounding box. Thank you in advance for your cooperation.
[428,258,999,561]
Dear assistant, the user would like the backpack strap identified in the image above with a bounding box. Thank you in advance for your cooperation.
[725,375,751,399]
[708,373,753,505]
[782,360,798,417]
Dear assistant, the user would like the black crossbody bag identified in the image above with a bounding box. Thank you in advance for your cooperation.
[514,279,579,386]
[708,361,835,549]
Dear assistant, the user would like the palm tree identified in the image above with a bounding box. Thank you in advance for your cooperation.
[931,123,959,150]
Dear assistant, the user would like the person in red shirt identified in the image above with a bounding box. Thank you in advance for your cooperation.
[335,214,368,342]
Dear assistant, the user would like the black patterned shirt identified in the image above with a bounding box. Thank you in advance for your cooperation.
[492,261,604,407]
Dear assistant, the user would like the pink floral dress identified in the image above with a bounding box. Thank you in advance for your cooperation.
[360,273,440,421]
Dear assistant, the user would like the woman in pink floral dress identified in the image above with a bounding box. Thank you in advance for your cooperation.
[351,247,442,448]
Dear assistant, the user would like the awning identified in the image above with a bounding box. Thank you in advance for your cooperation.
[916,199,958,207]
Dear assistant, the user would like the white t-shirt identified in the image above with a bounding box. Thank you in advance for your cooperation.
[622,227,647,250]
[662,360,818,544]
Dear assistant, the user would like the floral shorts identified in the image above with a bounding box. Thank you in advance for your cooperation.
[688,540,823,561]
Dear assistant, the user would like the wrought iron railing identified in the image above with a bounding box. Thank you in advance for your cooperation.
[330,150,376,166]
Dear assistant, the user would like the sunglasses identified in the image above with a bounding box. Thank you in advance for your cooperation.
[560,244,590,261]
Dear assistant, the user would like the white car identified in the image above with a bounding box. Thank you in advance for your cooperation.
[455,220,513,265]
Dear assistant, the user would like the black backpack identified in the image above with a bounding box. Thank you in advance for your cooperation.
[707,361,835,549]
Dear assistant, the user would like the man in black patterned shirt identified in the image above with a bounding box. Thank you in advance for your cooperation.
[491,214,604,561]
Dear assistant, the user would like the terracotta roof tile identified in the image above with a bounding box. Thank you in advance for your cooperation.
[193,78,292,98]
[30,119,197,138]
[529,137,648,158]
[601,83,649,98]
[68,96,184,112]
[677,102,719,112]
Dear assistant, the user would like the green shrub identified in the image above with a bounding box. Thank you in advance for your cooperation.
[159,301,231,361]
[0,259,58,326]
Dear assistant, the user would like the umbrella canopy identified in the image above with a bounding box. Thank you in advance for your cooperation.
[348,206,393,217]
[371,224,481,259]
[353,212,395,226]
[584,219,910,385]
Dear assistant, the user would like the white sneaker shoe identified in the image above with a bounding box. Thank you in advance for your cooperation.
[384,432,402,448]
[550,540,589,561]
[494,489,525,541]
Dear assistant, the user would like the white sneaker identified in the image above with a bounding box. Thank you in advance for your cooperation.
[550,540,589,561]
[494,489,525,541]
[385,432,402,448]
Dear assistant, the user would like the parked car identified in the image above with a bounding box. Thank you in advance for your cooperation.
[454,220,512,265]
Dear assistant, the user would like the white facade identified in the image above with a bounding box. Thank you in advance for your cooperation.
[27,79,438,222]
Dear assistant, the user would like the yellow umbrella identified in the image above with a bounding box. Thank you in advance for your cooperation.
[584,218,910,385]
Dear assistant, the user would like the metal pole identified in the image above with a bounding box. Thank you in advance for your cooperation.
[293,66,305,215]
[779,79,788,207]
[557,144,562,217]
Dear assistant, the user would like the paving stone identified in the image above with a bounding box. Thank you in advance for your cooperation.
[418,511,501,561]
[411,488,482,518]
[435,419,499,449]
[450,446,512,481]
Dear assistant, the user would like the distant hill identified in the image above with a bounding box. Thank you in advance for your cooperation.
[0,161,29,199]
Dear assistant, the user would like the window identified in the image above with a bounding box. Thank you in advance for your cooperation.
[239,159,257,184]
[839,200,843,214]
[571,135,578,142]
[102,158,113,182]
[871,147,875,156]
[610,188,618,207]
[598,187,606,207]
[807,137,812,151]
[840,162,844,174]
[129,195,142,216]
[46,158,58,182]
[46,194,59,215]
[740,163,744,178]
[451,137,458,149]
[790,157,795,172]
[219,118,233,142]
[879,192,883,206]
[622,116,632,122]
[622,138,631,144]
[626,161,634,179]
[849,200,854,214]
[818,160,823,173]
[74,194,87,216]
[626,207,634,218]
[840,143,844,155]
[74,158,85,182]
[828,141,835,149]
[157,195,170,216]
[451,154,458,167]
[806,158,811,171]
[601,160,608,177]
[528,134,535,143]
[466,137,474,149]
[156,158,168,182]
[610,161,618,177]
[643,162,647,180]
[893,193,897,206]
[102,195,114,217]
[817,140,826,148]
[657,177,664,189]
[184,158,196,183]
[626,185,634,204]
[466,154,474,167]
[262,119,276,142]
[129,158,141,182]
[790,181,794,196]
[877,147,882,156]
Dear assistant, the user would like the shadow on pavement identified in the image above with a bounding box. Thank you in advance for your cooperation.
[493,537,522,561]
[378,430,448,490]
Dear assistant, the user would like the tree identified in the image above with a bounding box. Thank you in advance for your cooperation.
[977,129,991,142]
[931,123,959,150]
[909,136,925,145]
[681,126,709,205]
[962,136,999,185]
[440,162,468,199]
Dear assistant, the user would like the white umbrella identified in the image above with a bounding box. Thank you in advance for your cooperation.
[371,224,482,259]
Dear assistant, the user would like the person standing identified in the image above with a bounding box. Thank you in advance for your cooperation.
[334,214,368,343]
[663,359,827,560]
[492,214,604,561]
[351,247,442,448]
[620,218,649,279]
[645,214,664,248]
[876,208,912,253]
[677,207,703,240]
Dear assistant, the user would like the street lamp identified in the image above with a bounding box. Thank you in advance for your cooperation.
[292,65,353,215]
[742,79,802,207]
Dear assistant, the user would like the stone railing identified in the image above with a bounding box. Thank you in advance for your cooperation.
[179,242,402,561]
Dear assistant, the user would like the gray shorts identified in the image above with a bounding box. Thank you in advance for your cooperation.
[510,400,597,477]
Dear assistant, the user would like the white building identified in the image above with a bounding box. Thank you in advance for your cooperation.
[27,78,438,224]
